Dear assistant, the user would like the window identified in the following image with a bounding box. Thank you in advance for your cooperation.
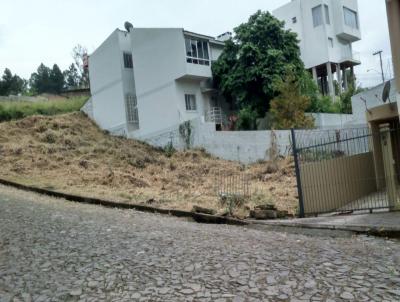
[324,5,330,24]
[328,37,334,48]
[123,52,133,69]
[312,5,323,27]
[343,7,359,29]
[185,94,197,111]
[125,94,139,128]
[292,17,297,24]
[185,37,210,66]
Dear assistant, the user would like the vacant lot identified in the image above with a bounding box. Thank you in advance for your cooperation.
[0,112,298,216]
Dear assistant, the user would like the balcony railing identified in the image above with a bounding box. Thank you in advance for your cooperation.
[341,51,360,63]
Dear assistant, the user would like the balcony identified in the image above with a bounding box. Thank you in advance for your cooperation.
[340,51,361,67]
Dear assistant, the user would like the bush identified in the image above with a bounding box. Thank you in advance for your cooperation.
[163,141,176,158]
[0,96,88,122]
[235,106,258,130]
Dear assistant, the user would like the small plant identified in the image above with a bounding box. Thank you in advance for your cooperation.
[220,194,246,215]
[179,121,192,149]
[42,130,57,144]
[163,141,176,158]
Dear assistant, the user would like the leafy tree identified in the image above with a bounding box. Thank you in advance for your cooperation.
[212,10,304,116]
[235,106,258,130]
[338,75,364,114]
[0,68,27,96]
[270,70,314,130]
[63,63,80,89]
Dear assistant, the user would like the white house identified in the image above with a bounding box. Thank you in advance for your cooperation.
[87,25,231,138]
[273,0,361,98]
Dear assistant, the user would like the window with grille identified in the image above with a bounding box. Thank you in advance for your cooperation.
[185,37,210,66]
[125,94,139,128]
[123,52,133,69]
[185,94,197,111]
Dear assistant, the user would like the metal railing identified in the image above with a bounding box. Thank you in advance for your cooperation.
[205,107,227,125]
[292,127,397,217]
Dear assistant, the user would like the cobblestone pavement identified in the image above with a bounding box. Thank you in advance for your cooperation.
[1,185,400,302]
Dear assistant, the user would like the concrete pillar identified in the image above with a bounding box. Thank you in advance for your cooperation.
[343,67,348,91]
[326,62,335,99]
[386,0,400,102]
[312,67,318,84]
[336,63,342,94]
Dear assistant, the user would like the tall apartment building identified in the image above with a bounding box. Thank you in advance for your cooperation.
[273,0,361,98]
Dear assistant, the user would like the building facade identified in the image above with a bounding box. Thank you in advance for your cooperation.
[273,0,361,98]
[88,26,230,138]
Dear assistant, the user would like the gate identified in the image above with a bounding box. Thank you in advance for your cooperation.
[291,127,399,217]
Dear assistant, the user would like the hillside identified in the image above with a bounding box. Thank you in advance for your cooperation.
[0,112,298,217]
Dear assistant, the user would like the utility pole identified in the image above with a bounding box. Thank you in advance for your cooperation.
[373,50,385,83]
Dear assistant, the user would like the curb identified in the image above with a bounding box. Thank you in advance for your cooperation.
[0,178,248,226]
[249,220,400,237]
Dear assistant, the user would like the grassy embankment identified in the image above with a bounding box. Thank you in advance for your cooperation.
[0,96,88,122]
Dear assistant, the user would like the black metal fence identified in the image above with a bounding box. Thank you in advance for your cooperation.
[292,127,398,217]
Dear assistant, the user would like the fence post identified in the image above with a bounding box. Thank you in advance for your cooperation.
[291,128,305,218]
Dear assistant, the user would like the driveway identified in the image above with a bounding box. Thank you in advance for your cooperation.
[0,185,399,302]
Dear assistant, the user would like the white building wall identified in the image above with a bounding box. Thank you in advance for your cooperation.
[88,30,127,133]
[129,28,187,137]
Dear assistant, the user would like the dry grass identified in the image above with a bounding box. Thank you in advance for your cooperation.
[0,112,298,217]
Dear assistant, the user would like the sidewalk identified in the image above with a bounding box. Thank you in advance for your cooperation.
[249,212,400,235]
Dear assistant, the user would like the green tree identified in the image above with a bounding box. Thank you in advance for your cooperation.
[49,64,64,93]
[30,63,65,94]
[270,70,315,130]
[63,63,80,89]
[212,10,305,116]
[0,68,27,96]
[30,63,51,94]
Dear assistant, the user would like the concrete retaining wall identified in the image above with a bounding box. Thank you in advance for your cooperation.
[137,119,292,164]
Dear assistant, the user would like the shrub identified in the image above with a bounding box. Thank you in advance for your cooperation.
[163,141,176,158]
[235,106,258,130]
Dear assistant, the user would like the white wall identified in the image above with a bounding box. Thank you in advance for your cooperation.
[128,28,186,137]
[351,79,397,124]
[141,118,292,164]
[89,30,127,133]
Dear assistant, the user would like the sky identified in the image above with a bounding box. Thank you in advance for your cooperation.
[0,0,393,88]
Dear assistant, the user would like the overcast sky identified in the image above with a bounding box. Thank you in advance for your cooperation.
[0,0,392,88]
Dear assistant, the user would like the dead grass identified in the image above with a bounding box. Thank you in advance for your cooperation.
[0,112,298,217]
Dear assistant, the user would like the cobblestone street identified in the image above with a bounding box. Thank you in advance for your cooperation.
[0,185,400,302]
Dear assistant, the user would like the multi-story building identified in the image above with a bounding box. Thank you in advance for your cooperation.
[273,0,361,98]
[88,25,230,138]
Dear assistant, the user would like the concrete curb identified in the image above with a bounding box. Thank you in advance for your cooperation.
[0,178,248,226]
[249,220,400,236]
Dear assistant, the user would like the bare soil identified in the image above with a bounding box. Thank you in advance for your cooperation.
[0,112,298,217]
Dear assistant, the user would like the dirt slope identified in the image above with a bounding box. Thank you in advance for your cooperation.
[0,112,298,216]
